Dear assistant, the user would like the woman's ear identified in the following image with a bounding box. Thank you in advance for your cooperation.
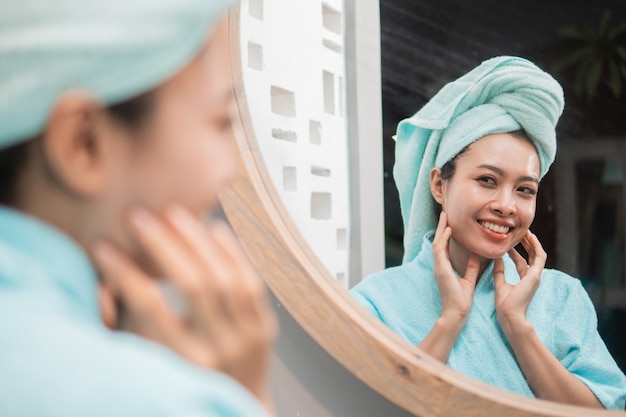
[41,91,115,197]
[430,167,445,206]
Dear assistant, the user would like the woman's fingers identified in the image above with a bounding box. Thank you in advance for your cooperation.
[165,206,269,321]
[127,207,207,300]
[162,206,277,350]
[507,246,528,278]
[98,284,117,330]
[163,206,236,323]
[207,221,264,295]
[526,232,547,269]
[493,257,506,290]
[464,253,481,286]
[209,223,276,324]
[518,231,546,278]
[92,241,188,346]
[520,235,534,263]
[435,211,448,235]
[128,206,231,342]
[432,212,453,270]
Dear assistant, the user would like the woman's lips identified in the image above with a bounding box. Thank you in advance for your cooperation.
[478,220,512,241]
[478,220,510,234]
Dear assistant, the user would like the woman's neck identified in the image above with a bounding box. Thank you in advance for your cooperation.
[447,237,491,283]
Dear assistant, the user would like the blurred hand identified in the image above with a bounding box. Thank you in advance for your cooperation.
[494,231,545,336]
[92,204,278,405]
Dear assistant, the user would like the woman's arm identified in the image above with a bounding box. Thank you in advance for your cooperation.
[418,212,480,362]
[418,315,467,362]
[494,233,603,408]
[501,318,603,408]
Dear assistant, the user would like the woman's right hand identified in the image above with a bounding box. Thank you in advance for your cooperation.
[417,212,480,362]
[92,205,278,410]
[432,211,480,327]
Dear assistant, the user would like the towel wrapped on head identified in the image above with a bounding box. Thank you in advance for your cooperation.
[394,56,565,263]
[0,0,235,149]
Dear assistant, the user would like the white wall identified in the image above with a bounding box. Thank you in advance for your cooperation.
[240,0,354,288]
[239,1,401,415]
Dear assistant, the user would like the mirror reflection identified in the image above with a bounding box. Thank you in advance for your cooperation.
[351,0,626,410]
[351,54,626,409]
[237,0,626,411]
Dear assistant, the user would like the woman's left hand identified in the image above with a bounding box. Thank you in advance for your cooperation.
[493,231,546,336]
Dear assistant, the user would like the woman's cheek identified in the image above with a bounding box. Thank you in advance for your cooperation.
[519,202,537,229]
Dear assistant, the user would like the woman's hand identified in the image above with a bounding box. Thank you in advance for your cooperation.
[417,212,480,362]
[432,212,480,327]
[492,232,603,408]
[493,230,546,336]
[92,205,278,408]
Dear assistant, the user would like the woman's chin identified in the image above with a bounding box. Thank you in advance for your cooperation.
[464,243,510,261]
[450,234,516,261]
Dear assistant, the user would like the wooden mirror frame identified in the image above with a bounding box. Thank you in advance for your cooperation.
[219,7,620,417]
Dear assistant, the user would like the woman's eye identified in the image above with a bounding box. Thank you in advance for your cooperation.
[518,186,537,196]
[477,176,496,185]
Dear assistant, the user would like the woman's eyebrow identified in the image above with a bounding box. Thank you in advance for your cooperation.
[477,164,539,184]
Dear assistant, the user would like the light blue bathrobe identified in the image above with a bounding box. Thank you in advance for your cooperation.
[0,207,267,417]
[351,232,626,410]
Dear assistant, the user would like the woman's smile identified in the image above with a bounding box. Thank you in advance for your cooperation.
[478,220,511,235]
[433,132,541,262]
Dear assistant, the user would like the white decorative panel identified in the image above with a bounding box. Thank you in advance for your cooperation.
[239,0,350,287]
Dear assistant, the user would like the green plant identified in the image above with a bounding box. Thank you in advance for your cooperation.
[554,10,626,99]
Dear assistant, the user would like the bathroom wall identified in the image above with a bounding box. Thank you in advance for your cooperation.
[237,0,410,415]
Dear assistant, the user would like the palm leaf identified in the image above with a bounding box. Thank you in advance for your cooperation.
[608,59,623,97]
[558,26,597,41]
[620,63,626,80]
[574,57,592,96]
[585,59,603,97]
[598,10,613,37]
[553,45,595,73]
[608,22,626,40]
[617,45,626,62]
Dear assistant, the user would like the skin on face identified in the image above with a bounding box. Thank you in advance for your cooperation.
[17,16,237,275]
[430,133,541,274]
[102,18,237,271]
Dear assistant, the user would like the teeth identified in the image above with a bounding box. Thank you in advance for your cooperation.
[479,221,510,234]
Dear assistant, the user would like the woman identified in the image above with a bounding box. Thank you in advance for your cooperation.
[0,1,276,416]
[351,56,626,410]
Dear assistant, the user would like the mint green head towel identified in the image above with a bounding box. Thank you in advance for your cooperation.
[394,56,565,263]
[0,0,235,149]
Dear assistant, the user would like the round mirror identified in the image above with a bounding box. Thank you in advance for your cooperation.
[221,2,626,416]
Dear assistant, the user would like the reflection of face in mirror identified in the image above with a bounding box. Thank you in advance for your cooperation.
[351,57,626,410]
[431,132,539,275]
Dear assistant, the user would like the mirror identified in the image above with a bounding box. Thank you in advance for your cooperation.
[377,0,626,404]
[221,1,626,416]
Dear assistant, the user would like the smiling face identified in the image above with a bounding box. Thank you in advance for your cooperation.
[431,132,541,262]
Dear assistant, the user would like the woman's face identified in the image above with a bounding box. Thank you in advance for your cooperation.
[118,19,234,213]
[434,133,541,259]
[97,17,236,260]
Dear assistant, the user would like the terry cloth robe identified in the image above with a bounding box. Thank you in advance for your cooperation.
[351,233,626,410]
[0,207,268,417]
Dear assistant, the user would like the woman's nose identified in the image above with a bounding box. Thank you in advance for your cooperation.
[491,190,516,216]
